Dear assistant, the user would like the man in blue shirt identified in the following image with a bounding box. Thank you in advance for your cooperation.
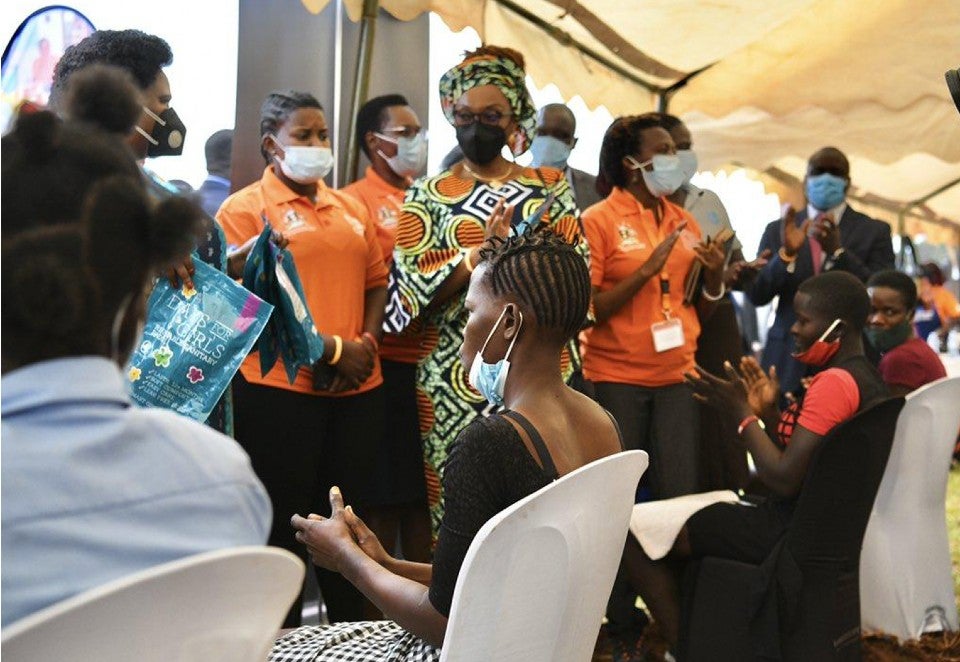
[198,129,233,217]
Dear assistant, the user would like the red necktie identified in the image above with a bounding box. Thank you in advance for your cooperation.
[809,214,825,274]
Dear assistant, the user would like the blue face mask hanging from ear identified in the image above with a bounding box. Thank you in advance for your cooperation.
[468,306,524,406]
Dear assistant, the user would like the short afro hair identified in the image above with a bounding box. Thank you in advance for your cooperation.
[797,271,871,333]
[51,29,172,105]
[867,270,918,311]
[356,94,409,158]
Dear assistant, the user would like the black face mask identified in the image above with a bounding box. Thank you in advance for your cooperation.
[456,123,506,165]
[139,106,187,157]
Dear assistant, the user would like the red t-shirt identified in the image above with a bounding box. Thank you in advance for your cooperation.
[777,368,860,445]
[878,336,947,392]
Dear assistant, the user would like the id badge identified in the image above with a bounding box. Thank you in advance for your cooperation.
[652,317,684,353]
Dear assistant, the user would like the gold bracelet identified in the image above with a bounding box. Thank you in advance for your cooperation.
[463,249,475,274]
[328,335,343,365]
[778,246,797,263]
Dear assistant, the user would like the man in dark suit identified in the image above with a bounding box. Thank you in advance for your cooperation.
[530,103,602,211]
[747,146,895,399]
[197,129,232,217]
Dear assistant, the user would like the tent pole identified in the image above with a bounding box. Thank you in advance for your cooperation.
[896,176,960,267]
[345,0,380,184]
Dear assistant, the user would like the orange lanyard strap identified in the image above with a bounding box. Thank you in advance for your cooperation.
[636,212,673,319]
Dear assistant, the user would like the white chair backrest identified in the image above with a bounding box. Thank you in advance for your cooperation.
[861,376,960,638]
[440,450,648,662]
[1,546,304,662]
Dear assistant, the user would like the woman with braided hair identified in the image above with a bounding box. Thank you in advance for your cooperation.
[275,229,623,661]
[389,45,590,536]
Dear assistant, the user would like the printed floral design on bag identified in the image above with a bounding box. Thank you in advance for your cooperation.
[153,346,174,367]
[125,259,272,422]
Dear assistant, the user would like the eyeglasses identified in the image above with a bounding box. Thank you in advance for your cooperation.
[378,125,424,139]
[452,109,506,127]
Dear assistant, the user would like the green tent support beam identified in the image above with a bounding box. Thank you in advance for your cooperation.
[344,0,380,185]
[492,0,659,94]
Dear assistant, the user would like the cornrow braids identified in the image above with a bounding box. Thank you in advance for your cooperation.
[478,228,591,340]
[259,90,323,161]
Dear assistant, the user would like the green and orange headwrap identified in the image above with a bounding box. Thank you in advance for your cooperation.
[439,52,537,157]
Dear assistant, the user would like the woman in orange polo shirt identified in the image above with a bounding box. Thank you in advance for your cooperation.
[581,114,724,501]
[217,90,387,627]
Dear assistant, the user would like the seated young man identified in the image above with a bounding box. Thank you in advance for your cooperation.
[866,269,946,397]
[625,271,888,649]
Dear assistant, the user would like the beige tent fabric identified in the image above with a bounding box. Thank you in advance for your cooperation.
[311,0,960,224]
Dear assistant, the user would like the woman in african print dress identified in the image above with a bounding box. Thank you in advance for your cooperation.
[389,46,590,533]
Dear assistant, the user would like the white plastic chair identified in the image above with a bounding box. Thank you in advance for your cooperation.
[860,376,960,639]
[440,450,648,662]
[1,546,304,662]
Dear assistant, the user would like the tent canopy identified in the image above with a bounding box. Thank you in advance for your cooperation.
[306,0,960,228]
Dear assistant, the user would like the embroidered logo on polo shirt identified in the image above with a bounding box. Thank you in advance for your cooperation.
[617,224,645,251]
[378,206,399,229]
[283,208,307,231]
[344,214,365,237]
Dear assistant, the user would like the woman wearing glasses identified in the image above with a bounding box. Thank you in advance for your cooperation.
[390,46,589,535]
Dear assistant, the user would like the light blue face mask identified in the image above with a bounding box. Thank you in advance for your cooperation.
[467,306,524,406]
[627,154,685,197]
[529,135,573,169]
[805,172,847,211]
[676,149,698,186]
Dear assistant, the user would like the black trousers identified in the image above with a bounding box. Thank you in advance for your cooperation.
[233,375,385,627]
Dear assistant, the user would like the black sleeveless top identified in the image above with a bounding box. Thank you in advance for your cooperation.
[428,409,621,617]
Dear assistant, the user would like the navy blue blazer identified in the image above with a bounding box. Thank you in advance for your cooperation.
[745,205,894,396]
[197,176,230,219]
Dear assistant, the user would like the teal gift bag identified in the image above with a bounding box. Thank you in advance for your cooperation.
[242,225,324,383]
[127,259,273,421]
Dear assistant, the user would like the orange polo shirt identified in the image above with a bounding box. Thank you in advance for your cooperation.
[217,166,387,396]
[341,166,425,365]
[580,187,703,387]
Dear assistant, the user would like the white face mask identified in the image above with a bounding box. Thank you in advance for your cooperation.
[676,149,698,186]
[273,136,334,184]
[627,154,685,198]
[375,130,428,178]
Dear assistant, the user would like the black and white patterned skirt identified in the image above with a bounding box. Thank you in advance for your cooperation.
[270,621,441,662]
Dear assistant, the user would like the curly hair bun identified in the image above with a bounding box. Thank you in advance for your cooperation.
[62,64,143,134]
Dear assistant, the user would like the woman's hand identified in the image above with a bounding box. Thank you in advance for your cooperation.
[694,236,726,294]
[291,487,357,573]
[483,198,515,241]
[344,505,392,567]
[638,221,686,280]
[684,363,752,420]
[166,255,196,290]
[329,339,375,392]
[227,231,288,279]
[739,356,779,416]
[780,205,810,258]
